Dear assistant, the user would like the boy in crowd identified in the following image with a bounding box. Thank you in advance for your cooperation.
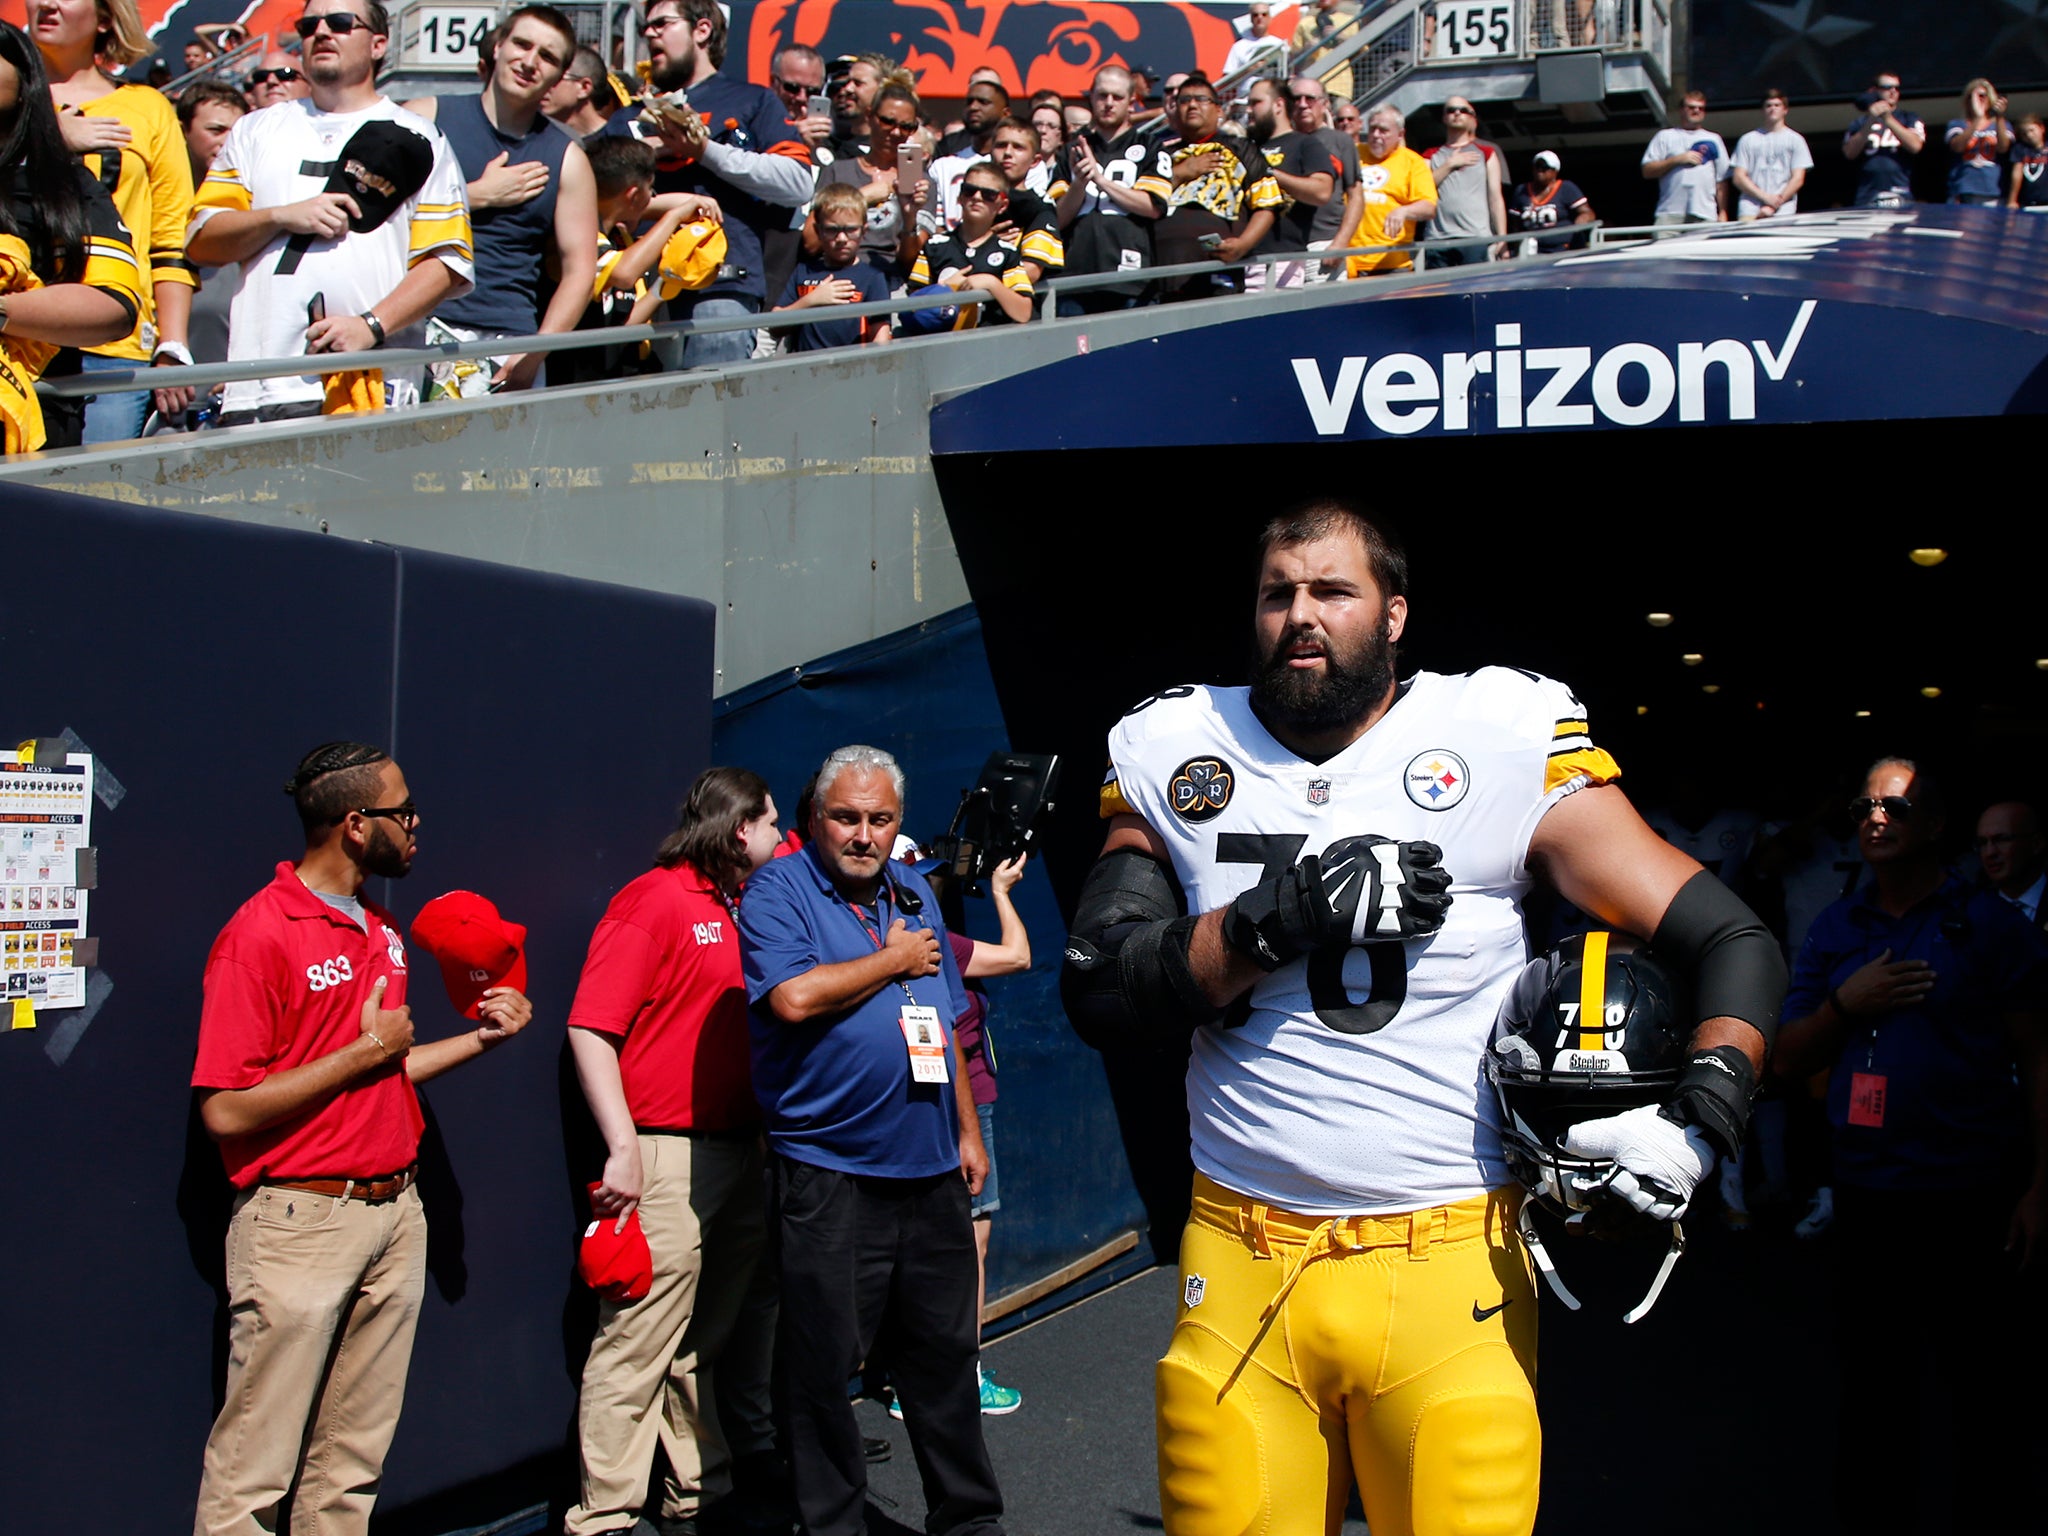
[774,182,893,350]
[552,136,723,384]
[983,116,1065,284]
[907,163,1035,326]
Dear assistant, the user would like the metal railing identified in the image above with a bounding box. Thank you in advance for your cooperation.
[159,32,274,98]
[36,225,1669,407]
[1292,0,1672,116]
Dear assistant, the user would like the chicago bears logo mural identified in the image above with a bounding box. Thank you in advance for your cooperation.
[1169,756,1234,822]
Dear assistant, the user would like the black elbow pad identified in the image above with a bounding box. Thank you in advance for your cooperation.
[1062,849,1218,1049]
[1653,870,1788,1055]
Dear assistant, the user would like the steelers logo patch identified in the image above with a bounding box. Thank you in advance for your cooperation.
[1169,757,1235,822]
[1404,750,1470,811]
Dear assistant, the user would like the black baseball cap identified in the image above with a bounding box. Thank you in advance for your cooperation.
[329,119,434,233]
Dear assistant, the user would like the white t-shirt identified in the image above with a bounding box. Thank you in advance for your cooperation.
[1643,126,1730,220]
[193,97,474,414]
[1731,125,1814,217]
[1222,34,1287,97]
[1102,669,1616,1215]
[929,148,989,229]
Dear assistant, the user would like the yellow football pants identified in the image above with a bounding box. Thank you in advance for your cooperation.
[1157,1173,1540,1536]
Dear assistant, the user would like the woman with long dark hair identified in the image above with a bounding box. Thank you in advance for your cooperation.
[564,764,782,1536]
[31,0,195,441]
[0,21,141,453]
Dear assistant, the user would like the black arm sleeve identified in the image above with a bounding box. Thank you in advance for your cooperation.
[1651,869,1787,1055]
[1061,847,1219,1050]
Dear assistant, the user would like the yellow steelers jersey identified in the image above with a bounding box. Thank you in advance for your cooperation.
[1102,670,1619,1216]
[71,84,196,361]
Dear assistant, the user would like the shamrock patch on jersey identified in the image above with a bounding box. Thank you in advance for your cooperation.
[1170,757,1235,822]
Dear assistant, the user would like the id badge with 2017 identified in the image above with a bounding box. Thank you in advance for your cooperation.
[899,1005,950,1083]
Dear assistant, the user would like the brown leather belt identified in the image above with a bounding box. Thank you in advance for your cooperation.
[268,1165,418,1204]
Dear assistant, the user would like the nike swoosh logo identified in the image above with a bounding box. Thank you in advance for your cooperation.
[1472,1299,1512,1322]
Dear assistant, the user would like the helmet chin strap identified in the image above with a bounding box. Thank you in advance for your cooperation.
[1622,1222,1686,1325]
[1517,1200,1581,1311]
[1517,1202,1688,1323]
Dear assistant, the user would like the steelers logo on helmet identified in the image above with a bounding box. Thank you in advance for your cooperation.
[1168,757,1235,823]
[1403,750,1470,812]
[1486,931,1688,1223]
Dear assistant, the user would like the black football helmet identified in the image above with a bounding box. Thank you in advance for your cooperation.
[1487,931,1692,1321]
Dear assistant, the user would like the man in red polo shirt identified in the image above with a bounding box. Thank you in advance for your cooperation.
[191,741,533,1536]
[566,765,783,1536]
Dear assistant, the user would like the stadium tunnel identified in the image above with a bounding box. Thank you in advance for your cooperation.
[934,205,2048,921]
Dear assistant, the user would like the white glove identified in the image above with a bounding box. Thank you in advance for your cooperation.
[1561,1104,1716,1222]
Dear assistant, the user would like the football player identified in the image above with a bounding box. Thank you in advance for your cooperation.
[1061,497,1785,1536]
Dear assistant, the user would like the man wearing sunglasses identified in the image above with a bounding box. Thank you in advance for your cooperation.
[1777,758,2048,1536]
[245,47,310,110]
[192,741,533,1536]
[1423,97,1504,267]
[600,0,812,368]
[543,45,618,139]
[187,0,475,421]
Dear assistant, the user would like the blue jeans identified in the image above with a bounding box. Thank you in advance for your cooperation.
[970,1101,1000,1219]
[659,294,759,370]
[80,351,151,445]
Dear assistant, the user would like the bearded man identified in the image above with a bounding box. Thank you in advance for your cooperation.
[598,0,811,366]
[1061,498,1783,1536]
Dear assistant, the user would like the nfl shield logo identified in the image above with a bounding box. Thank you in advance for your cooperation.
[1184,1274,1207,1308]
[1306,779,1331,806]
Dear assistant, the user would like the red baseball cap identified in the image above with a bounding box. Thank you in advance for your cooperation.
[408,891,528,1019]
[578,1186,653,1301]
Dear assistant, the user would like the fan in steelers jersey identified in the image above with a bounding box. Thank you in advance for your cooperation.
[1060,497,1785,1536]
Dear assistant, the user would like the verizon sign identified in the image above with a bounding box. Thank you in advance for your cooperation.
[1292,300,1818,437]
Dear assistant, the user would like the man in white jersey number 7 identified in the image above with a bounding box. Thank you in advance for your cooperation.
[1061,498,1784,1536]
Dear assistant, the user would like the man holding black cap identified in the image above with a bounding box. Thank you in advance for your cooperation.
[602,0,811,368]
[186,0,473,422]
[191,742,531,1536]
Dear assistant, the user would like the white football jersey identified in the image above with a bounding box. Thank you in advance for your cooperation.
[1103,669,1616,1215]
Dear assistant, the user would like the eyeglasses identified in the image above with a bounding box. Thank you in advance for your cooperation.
[1850,796,1914,822]
[355,801,420,828]
[1179,94,1217,108]
[772,77,817,98]
[875,114,917,132]
[1975,833,2020,850]
[958,184,1005,202]
[248,67,303,85]
[640,13,688,36]
[1443,104,1473,115]
[295,12,372,38]
[818,222,863,236]
[1876,81,1901,92]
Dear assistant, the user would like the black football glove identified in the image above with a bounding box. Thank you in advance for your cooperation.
[1221,837,1453,971]
[1320,834,1454,942]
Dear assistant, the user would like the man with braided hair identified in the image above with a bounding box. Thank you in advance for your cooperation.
[1062,499,1784,1536]
[191,741,533,1536]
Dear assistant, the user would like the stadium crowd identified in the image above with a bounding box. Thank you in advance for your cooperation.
[3,0,2046,447]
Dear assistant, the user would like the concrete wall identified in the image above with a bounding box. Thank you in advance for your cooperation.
[1,294,1279,695]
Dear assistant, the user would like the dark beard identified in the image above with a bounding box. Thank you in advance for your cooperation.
[362,822,412,879]
[1249,617,1396,740]
[649,52,694,93]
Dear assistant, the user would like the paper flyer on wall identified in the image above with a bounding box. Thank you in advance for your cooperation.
[2,752,92,1013]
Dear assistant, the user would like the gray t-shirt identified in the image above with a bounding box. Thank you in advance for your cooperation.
[1425,140,1501,239]
[1309,128,1360,243]
[1731,126,1814,215]
[1643,127,1730,219]
[313,888,369,931]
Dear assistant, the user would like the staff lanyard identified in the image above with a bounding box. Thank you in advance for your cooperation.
[843,884,920,1002]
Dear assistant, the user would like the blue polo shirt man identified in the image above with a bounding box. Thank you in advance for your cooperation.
[1776,757,2048,1536]
[738,745,1005,1536]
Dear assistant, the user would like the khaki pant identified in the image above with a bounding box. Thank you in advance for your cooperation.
[567,1133,767,1534]
[194,1182,428,1536]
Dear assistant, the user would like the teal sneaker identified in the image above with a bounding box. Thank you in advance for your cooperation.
[978,1365,1022,1416]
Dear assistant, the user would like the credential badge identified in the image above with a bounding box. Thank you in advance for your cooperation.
[1184,1273,1207,1308]
[1404,750,1471,812]
[1306,778,1331,806]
